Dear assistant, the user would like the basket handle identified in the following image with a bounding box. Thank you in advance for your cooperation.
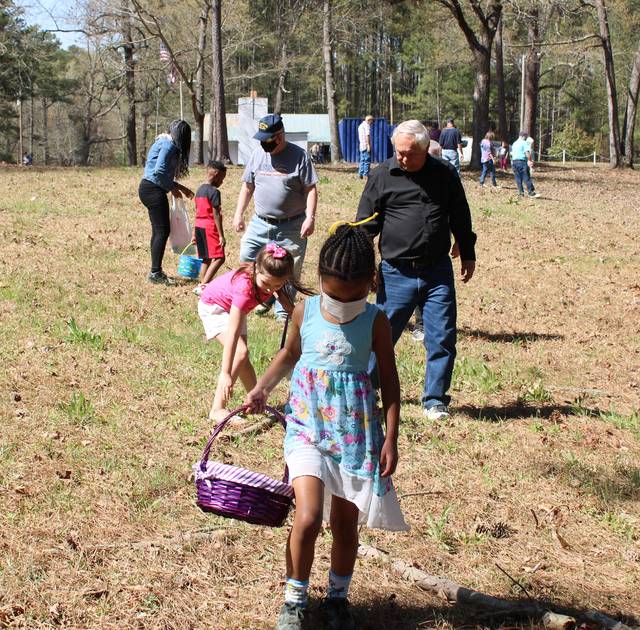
[180,242,196,257]
[199,404,288,479]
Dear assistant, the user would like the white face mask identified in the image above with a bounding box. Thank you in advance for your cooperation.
[321,290,367,323]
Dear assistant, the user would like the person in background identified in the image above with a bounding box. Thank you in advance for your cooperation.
[479,130,498,188]
[233,113,318,322]
[357,115,374,180]
[22,152,33,166]
[192,160,227,295]
[438,117,464,176]
[139,119,194,286]
[429,120,441,143]
[499,140,509,171]
[511,131,540,198]
[357,120,477,422]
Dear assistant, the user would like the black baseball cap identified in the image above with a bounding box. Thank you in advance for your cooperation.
[253,114,284,141]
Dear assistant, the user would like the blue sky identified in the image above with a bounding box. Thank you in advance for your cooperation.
[17,0,84,49]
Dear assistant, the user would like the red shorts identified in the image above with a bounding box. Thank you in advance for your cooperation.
[194,221,224,259]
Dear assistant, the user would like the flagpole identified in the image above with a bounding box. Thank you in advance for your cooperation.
[155,82,160,136]
[179,80,184,120]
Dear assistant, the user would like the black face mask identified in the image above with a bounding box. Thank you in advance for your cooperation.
[261,139,278,153]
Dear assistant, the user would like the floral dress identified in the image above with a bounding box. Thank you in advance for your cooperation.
[284,295,408,531]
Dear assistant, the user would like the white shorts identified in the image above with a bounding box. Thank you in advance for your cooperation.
[284,444,409,531]
[286,444,326,483]
[198,301,247,340]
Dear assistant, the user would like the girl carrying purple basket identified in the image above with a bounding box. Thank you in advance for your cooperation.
[245,224,408,630]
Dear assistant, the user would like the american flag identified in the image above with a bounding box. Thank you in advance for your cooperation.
[159,41,171,62]
[159,42,177,85]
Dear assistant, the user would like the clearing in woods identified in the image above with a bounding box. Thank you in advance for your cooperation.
[0,163,638,629]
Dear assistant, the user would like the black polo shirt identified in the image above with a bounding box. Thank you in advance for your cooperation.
[356,155,476,263]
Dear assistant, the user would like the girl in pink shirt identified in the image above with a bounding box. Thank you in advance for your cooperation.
[198,242,310,423]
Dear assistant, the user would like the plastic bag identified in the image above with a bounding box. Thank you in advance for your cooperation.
[169,195,192,254]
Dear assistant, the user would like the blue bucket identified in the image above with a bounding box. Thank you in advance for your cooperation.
[177,245,202,279]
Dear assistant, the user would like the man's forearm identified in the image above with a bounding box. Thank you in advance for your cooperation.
[305,186,317,219]
[235,183,253,217]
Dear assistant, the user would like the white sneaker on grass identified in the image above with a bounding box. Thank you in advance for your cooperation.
[423,404,450,421]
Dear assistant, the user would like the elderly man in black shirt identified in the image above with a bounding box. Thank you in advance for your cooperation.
[356,119,476,421]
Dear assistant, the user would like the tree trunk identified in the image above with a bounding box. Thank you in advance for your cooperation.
[436,0,502,170]
[523,8,540,139]
[122,2,137,166]
[41,97,49,165]
[274,39,288,115]
[29,96,34,157]
[495,15,508,141]
[594,0,622,167]
[194,1,210,164]
[623,43,640,167]
[322,0,342,162]
[210,0,229,162]
[472,47,491,169]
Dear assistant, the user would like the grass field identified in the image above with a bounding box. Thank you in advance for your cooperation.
[0,162,639,629]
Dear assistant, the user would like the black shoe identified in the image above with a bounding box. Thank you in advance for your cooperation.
[320,598,356,630]
[148,271,176,286]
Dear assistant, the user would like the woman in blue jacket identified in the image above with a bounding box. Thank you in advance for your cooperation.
[139,119,195,285]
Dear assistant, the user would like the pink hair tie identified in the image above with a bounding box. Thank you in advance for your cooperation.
[265,242,287,259]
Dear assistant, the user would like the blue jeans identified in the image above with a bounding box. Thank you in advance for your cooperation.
[441,149,460,176]
[239,214,307,316]
[512,160,535,195]
[480,160,497,186]
[358,150,371,178]
[371,257,457,409]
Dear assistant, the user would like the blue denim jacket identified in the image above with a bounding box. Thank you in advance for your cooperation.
[142,136,179,192]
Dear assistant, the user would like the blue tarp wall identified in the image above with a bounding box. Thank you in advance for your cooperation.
[339,118,394,163]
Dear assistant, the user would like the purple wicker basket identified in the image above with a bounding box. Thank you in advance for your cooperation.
[193,405,293,527]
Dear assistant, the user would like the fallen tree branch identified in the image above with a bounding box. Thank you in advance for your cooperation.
[357,543,635,630]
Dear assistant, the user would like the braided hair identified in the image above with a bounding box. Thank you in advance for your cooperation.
[318,224,375,282]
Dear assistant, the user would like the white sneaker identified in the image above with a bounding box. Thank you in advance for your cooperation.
[423,404,450,421]
[411,328,424,342]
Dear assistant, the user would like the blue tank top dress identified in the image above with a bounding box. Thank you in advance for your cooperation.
[284,295,408,531]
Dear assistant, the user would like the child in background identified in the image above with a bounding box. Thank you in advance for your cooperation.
[193,161,227,296]
[199,243,310,424]
[479,130,497,187]
[245,225,408,630]
[499,140,509,171]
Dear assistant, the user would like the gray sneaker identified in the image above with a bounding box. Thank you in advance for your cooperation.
[320,598,356,630]
[275,603,305,630]
[148,271,176,286]
[423,404,450,421]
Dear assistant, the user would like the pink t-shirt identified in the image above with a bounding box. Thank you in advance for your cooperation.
[200,269,272,314]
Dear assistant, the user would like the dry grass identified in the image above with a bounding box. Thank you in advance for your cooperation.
[0,162,638,629]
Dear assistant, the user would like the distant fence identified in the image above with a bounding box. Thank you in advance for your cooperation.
[537,149,609,164]
[338,118,394,163]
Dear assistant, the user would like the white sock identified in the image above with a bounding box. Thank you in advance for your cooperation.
[284,577,309,608]
[327,569,352,600]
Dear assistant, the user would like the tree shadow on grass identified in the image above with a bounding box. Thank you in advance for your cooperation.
[460,328,564,343]
[454,402,575,422]
[302,597,638,629]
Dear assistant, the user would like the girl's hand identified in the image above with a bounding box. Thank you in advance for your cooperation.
[379,437,398,478]
[218,372,233,404]
[244,386,269,414]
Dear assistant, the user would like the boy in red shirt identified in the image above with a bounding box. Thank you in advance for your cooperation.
[193,161,227,294]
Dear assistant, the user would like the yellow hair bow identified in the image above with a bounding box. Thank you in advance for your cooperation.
[328,212,379,236]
